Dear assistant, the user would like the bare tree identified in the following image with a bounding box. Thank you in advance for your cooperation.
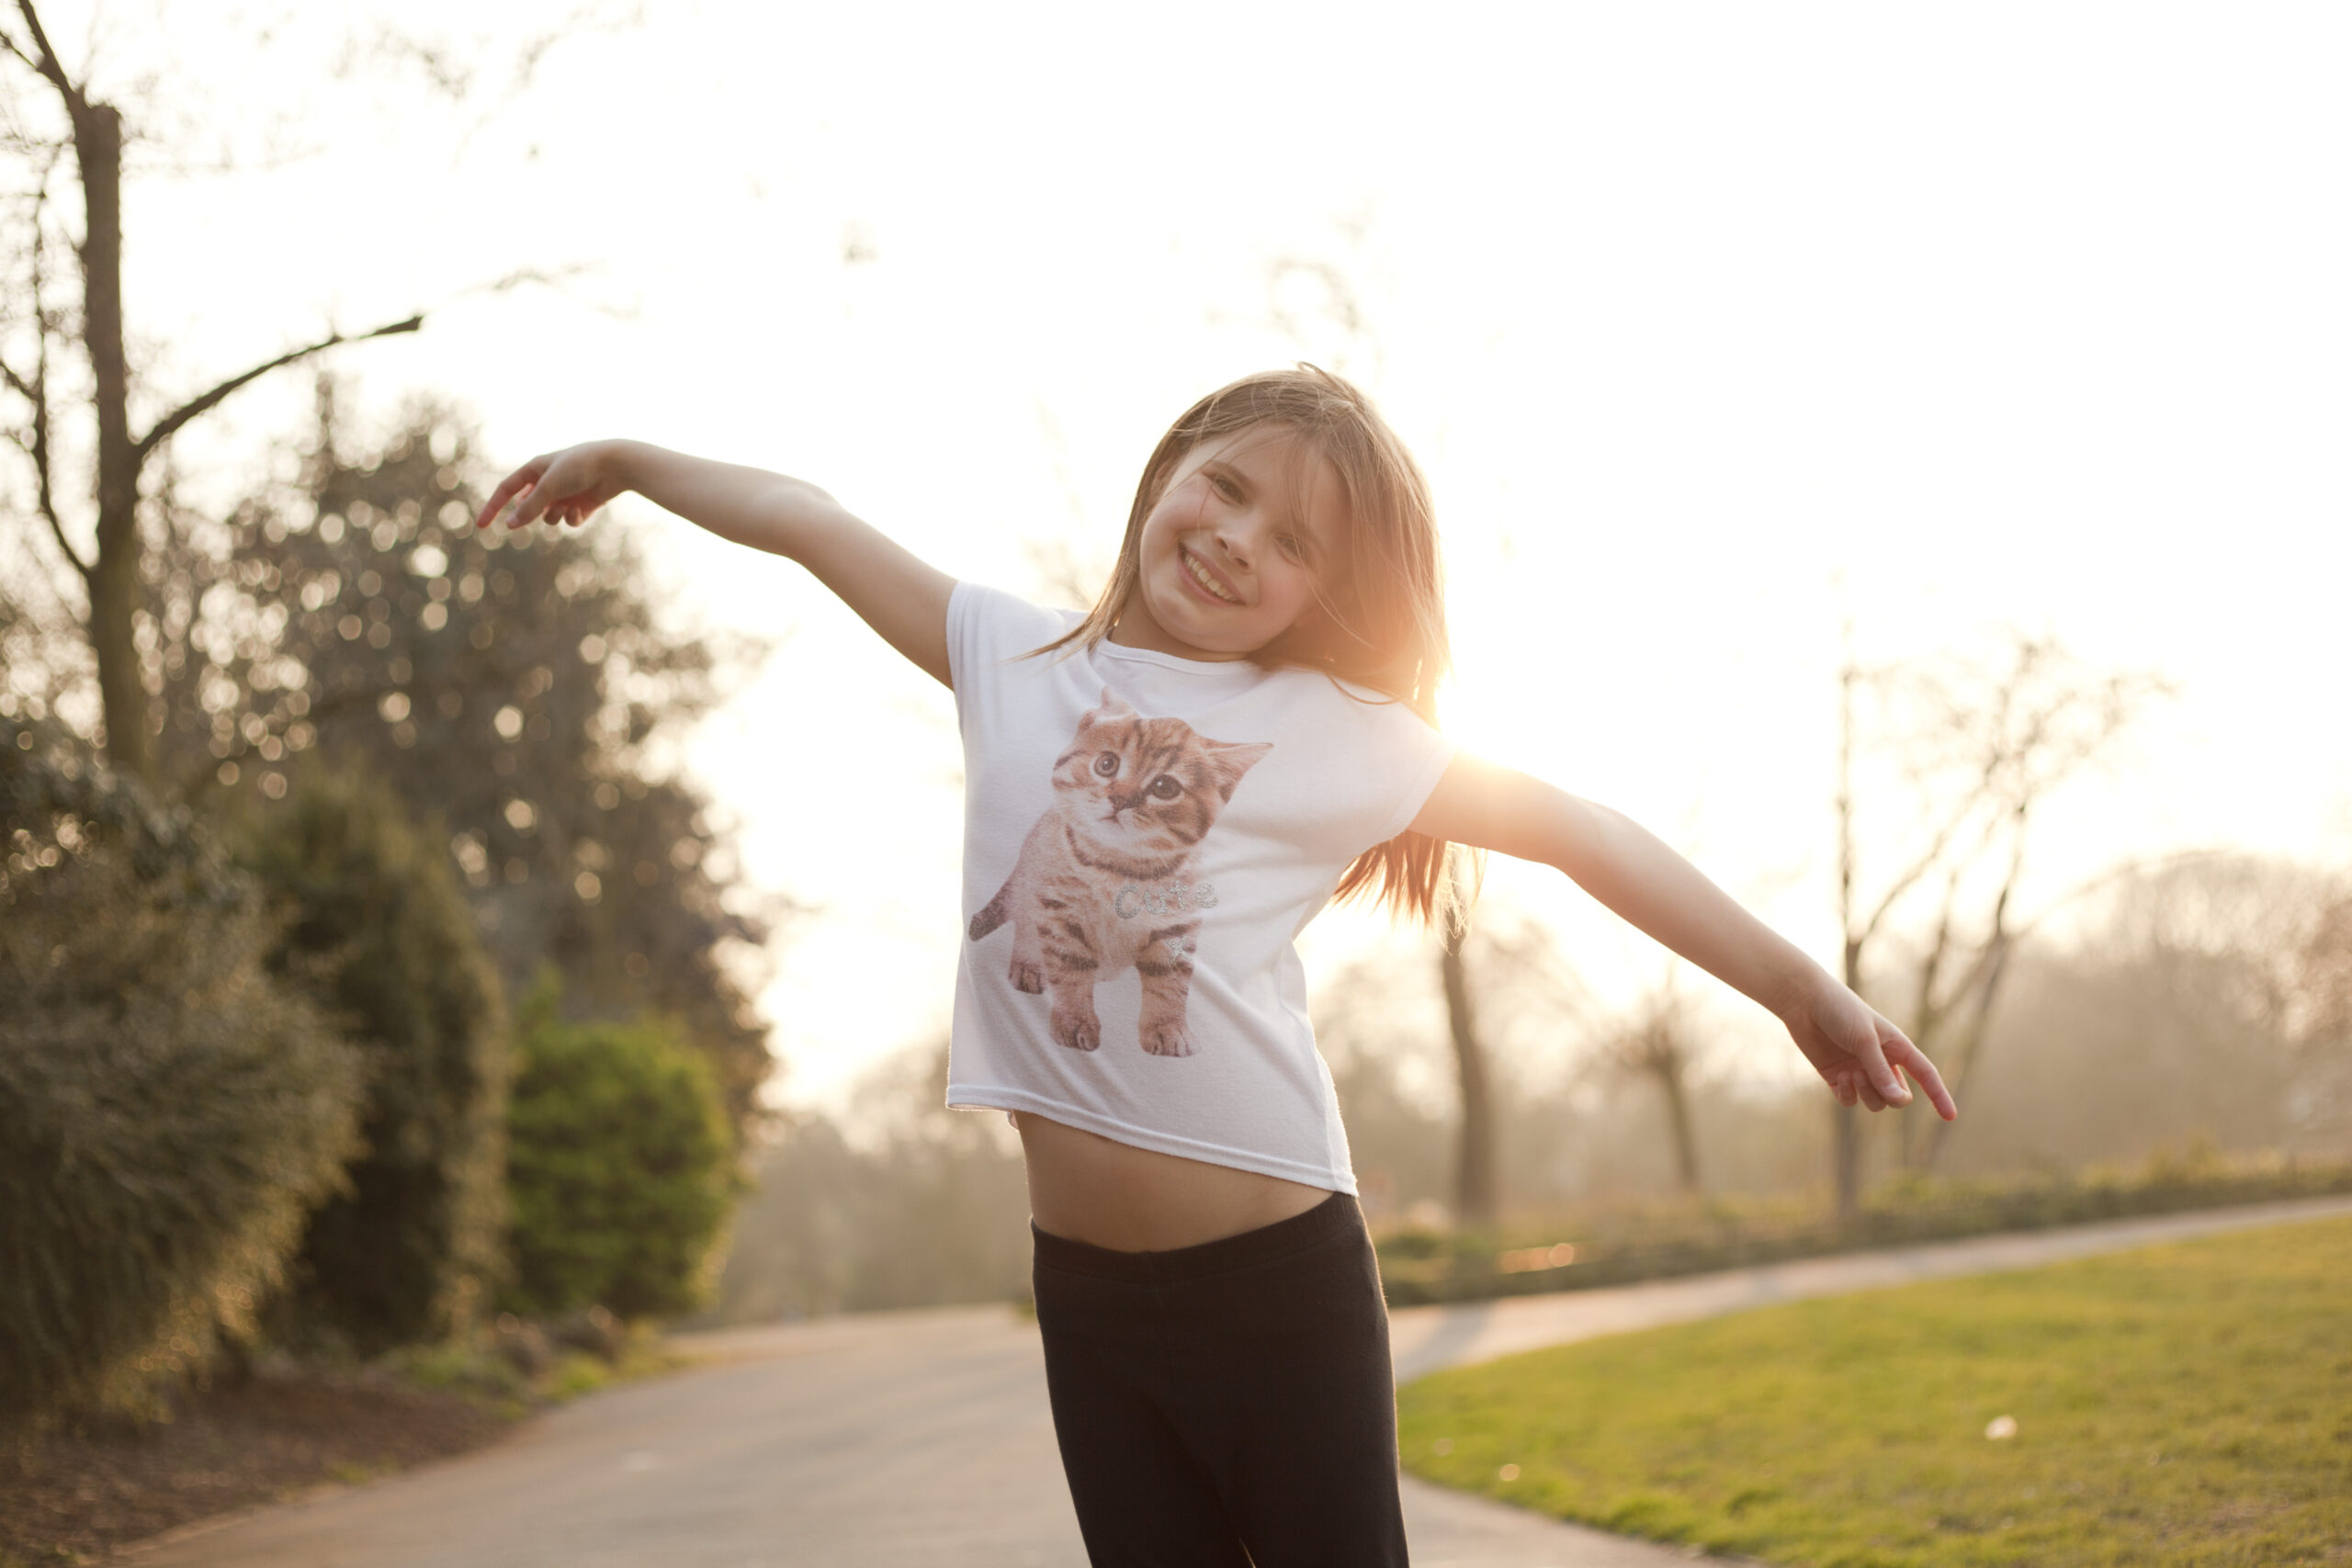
[0,2,421,777]
[1591,969,1705,1195]
[1833,620,2169,1205]
[0,4,614,780]
[2303,882,2352,1122]
[1437,852,1498,1226]
[1437,891,1620,1223]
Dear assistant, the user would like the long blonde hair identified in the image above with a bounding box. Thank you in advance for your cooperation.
[1035,365,1470,929]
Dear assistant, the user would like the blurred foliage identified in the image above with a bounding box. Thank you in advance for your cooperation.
[703,848,2352,1324]
[503,978,735,1319]
[0,714,364,1427]
[1314,925,1826,1225]
[1374,1144,2352,1304]
[1951,852,2352,1169]
[234,769,509,1355]
[382,1337,531,1413]
[1317,849,2352,1233]
[382,1318,680,1417]
[0,537,84,729]
[709,1045,1032,1321]
[136,379,778,1138]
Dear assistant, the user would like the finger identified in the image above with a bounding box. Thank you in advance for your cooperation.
[1855,1077,1889,1112]
[1888,1037,1960,1121]
[512,476,567,529]
[560,490,613,528]
[1854,1017,1916,1107]
[475,468,537,530]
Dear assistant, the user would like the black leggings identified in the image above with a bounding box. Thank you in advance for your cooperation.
[1031,1191,1408,1567]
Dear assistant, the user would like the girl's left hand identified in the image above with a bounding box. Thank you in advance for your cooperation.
[1781,979,1959,1119]
[476,442,629,532]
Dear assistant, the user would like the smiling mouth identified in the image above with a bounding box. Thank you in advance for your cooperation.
[1179,547,1242,605]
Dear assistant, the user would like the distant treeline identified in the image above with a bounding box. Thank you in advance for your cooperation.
[705,849,2350,1321]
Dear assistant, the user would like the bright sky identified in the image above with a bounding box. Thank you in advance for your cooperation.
[30,2,2352,1114]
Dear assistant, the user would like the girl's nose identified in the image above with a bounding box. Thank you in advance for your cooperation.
[1212,523,1254,570]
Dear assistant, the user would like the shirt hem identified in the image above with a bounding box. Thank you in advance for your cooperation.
[946,1082,1357,1196]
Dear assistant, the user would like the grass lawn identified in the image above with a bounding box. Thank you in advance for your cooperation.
[1397,1214,2352,1567]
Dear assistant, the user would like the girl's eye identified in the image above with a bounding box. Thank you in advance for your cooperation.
[1211,474,1241,501]
[1276,535,1303,559]
[1148,775,1182,800]
[1094,752,1120,777]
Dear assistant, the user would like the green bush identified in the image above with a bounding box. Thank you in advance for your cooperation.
[0,720,364,1426]
[503,983,735,1319]
[238,771,509,1353]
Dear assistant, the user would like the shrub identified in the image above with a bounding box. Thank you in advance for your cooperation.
[0,719,363,1426]
[238,771,509,1353]
[503,982,734,1319]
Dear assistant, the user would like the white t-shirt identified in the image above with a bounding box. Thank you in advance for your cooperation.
[944,581,1456,1192]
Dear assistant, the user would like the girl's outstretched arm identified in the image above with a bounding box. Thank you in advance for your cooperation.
[1409,754,1959,1120]
[475,441,955,687]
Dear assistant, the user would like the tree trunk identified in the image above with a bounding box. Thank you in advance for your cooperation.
[1650,1046,1702,1195]
[1831,1098,1861,1218]
[1439,918,1497,1229]
[1833,934,1863,1219]
[1921,927,2014,1172]
[73,97,151,780]
[17,6,428,784]
[1833,648,1862,1219]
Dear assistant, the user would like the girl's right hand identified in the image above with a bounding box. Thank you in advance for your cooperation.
[467,438,957,686]
[475,442,631,532]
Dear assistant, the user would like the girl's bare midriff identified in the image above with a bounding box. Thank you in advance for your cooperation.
[1013,1111,1333,1253]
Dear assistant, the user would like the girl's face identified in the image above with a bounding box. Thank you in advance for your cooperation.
[1114,427,1350,664]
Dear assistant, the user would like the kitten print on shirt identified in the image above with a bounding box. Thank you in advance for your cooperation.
[967,690,1270,1059]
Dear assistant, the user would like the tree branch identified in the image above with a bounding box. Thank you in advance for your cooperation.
[0,199,84,577]
[10,0,79,106]
[1850,655,2020,949]
[1854,794,1988,951]
[1908,861,1966,1039]
[134,314,423,466]
[2,422,85,575]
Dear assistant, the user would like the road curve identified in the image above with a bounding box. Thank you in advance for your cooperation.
[125,1195,2352,1568]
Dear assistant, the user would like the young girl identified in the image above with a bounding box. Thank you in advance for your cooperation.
[480,367,1955,1565]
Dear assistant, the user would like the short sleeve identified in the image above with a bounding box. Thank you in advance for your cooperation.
[946,582,1080,732]
[1361,700,1457,849]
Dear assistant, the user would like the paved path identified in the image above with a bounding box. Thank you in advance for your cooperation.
[127,1196,2352,1568]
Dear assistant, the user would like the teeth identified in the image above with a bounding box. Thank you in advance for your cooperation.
[1182,548,1240,604]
